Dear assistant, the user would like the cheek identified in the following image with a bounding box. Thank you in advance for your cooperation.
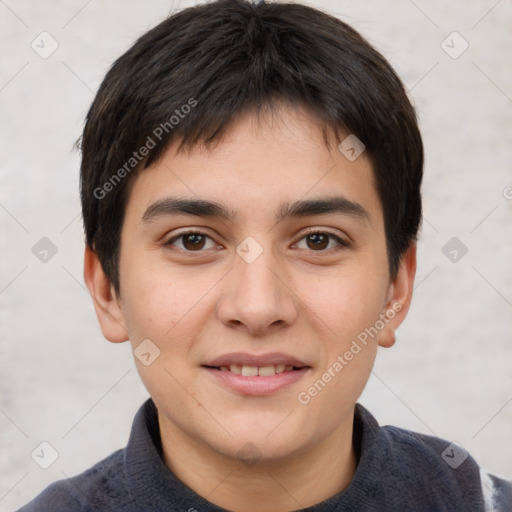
[124,286,195,349]
[297,277,381,417]
[120,255,219,357]
[300,264,388,344]
[120,267,204,400]
[294,259,388,406]
[119,255,184,343]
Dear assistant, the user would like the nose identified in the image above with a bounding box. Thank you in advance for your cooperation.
[216,246,298,337]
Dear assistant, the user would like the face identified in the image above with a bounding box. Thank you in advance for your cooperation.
[87,105,414,465]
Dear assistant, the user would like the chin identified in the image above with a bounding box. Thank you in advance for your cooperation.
[219,421,310,462]
[220,437,304,467]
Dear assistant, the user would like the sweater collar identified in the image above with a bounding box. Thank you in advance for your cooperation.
[123,398,380,511]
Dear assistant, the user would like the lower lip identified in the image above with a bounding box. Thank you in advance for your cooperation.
[203,367,310,396]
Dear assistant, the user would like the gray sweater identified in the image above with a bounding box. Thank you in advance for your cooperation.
[18,399,511,511]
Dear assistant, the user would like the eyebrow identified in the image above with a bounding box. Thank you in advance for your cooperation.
[141,196,369,224]
[277,197,369,223]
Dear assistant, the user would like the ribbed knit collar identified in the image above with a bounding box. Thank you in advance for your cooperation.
[123,399,483,511]
[123,399,376,511]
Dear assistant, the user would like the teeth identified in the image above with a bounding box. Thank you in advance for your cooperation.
[229,364,242,374]
[258,365,276,376]
[241,366,259,376]
[224,364,297,376]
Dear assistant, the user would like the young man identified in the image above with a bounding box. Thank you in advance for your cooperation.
[19,0,511,510]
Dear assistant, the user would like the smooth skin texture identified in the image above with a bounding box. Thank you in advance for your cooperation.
[84,104,416,512]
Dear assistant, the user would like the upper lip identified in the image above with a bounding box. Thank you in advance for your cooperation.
[203,352,309,368]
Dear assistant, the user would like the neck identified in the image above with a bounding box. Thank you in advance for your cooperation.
[159,413,357,512]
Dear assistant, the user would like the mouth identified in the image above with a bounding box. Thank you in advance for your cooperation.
[203,363,305,376]
[202,352,311,395]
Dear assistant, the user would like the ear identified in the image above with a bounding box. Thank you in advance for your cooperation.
[378,243,417,348]
[83,246,129,343]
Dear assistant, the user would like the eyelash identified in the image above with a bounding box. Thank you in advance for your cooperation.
[163,229,350,253]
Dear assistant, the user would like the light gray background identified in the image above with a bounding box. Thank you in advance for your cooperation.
[1,0,511,510]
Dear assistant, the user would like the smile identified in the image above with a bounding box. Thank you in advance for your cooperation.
[209,364,300,376]
[202,353,311,395]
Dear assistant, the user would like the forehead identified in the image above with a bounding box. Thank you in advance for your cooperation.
[124,105,383,228]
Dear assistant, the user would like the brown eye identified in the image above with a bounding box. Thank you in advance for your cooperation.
[182,233,206,250]
[306,233,329,250]
[165,232,217,251]
[295,231,349,251]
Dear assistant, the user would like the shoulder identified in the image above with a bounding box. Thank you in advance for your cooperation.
[480,469,512,512]
[379,423,511,511]
[16,448,134,512]
[380,423,469,469]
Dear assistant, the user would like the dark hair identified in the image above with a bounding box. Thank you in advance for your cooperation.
[80,0,423,294]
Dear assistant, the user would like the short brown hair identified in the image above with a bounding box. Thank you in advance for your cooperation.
[80,0,423,293]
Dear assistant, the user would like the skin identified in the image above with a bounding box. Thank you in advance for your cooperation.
[84,104,416,512]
